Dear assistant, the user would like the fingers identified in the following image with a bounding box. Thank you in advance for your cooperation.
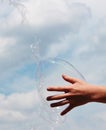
[46,75,83,116]
[49,99,75,116]
[47,93,71,101]
[49,99,76,116]
[62,74,81,84]
[47,86,68,92]
[50,99,70,107]
[61,104,74,116]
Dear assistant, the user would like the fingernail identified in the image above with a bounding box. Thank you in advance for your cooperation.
[60,112,64,116]
[46,97,49,101]
[47,87,50,90]
[50,104,54,107]
[62,74,68,78]
[62,74,66,77]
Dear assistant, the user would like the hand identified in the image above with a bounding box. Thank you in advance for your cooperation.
[46,74,97,116]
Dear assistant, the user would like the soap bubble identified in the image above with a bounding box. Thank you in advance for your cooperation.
[36,57,85,125]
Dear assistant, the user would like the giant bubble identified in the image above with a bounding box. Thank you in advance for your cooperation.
[36,57,85,125]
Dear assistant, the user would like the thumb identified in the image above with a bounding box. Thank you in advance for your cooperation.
[62,74,79,84]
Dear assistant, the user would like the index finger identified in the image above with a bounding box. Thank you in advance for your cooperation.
[47,86,68,92]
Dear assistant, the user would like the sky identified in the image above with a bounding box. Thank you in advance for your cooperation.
[0,0,106,130]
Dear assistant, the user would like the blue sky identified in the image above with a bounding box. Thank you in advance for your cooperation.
[0,0,106,130]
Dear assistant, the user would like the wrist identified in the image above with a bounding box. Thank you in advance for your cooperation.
[89,85,106,103]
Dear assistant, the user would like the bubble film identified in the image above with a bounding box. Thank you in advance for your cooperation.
[36,57,85,125]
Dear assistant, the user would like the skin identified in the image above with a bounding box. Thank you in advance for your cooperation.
[46,74,106,116]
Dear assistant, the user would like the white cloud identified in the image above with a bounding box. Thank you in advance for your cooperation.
[0,37,16,58]
[0,109,27,122]
[0,0,106,130]
[0,91,39,110]
[45,40,70,59]
[0,90,40,123]
[9,76,36,93]
[0,36,33,80]
[25,0,91,27]
[0,0,91,80]
[66,0,106,18]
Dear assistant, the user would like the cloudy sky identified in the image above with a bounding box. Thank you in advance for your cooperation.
[0,0,106,130]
